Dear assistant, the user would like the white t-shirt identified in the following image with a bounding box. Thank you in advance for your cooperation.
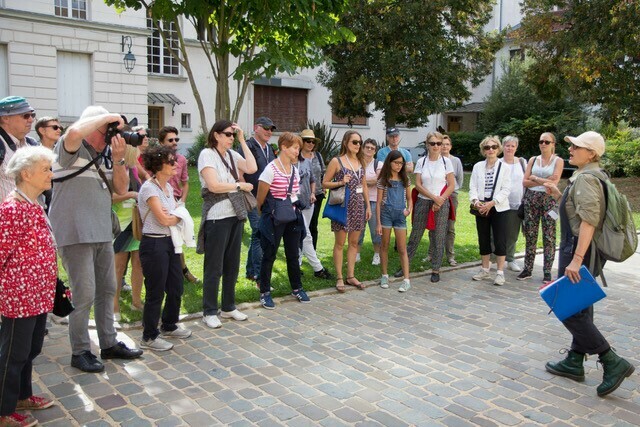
[198,148,244,220]
[364,158,383,202]
[501,158,526,209]
[414,156,453,200]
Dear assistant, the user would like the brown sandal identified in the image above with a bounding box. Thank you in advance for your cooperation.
[345,277,365,290]
[335,278,346,293]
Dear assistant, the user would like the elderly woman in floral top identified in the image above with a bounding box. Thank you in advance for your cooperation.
[0,146,57,426]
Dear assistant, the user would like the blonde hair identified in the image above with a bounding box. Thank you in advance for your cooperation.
[124,145,139,167]
[540,132,557,154]
[479,135,503,156]
[425,131,444,143]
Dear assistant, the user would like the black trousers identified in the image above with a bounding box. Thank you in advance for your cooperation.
[309,193,325,249]
[557,242,610,355]
[203,218,243,315]
[260,219,303,293]
[0,312,47,416]
[475,210,508,256]
[139,236,184,340]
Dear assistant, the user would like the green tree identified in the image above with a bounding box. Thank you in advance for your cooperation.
[478,59,586,158]
[518,0,640,126]
[318,0,503,128]
[106,0,353,131]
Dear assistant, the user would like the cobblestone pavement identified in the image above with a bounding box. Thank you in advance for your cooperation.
[31,252,640,426]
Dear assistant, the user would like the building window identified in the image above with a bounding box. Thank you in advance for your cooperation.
[181,113,191,130]
[0,45,7,98]
[54,0,87,20]
[509,48,525,61]
[148,106,164,138]
[147,19,179,75]
[57,52,91,119]
[254,85,308,132]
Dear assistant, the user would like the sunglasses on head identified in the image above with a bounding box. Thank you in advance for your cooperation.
[167,137,180,143]
[22,112,36,119]
[539,140,554,145]
[45,125,63,131]
[351,140,362,146]
[483,145,499,151]
[427,141,442,146]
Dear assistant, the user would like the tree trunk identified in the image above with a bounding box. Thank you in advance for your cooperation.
[215,53,231,120]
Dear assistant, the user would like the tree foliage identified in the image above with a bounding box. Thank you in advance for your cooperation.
[477,59,586,157]
[105,0,353,129]
[518,0,640,126]
[318,0,503,128]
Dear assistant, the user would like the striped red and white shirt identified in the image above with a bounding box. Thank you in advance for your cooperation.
[259,161,300,200]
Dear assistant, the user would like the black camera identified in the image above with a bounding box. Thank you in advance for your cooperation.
[104,116,143,147]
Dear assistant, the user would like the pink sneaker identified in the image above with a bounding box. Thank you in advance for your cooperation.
[16,395,54,410]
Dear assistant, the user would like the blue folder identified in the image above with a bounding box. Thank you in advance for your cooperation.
[539,265,607,321]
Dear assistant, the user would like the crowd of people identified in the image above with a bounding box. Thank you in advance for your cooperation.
[0,94,635,426]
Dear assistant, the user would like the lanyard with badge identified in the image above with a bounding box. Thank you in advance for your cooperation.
[345,156,364,194]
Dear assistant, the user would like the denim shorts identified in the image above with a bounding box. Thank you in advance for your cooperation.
[380,206,407,229]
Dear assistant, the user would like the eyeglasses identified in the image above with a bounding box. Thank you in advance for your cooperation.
[391,160,404,165]
[303,139,316,144]
[45,125,63,131]
[539,140,554,145]
[167,137,180,143]
[167,158,176,166]
[351,140,362,146]
[22,112,36,119]
[427,141,442,146]
[483,145,499,151]
[261,126,273,131]
[220,132,234,138]
[570,143,587,151]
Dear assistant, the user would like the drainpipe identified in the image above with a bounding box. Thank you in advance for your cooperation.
[491,0,504,91]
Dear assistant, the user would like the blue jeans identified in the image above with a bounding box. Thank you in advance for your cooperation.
[245,208,262,278]
[358,201,381,246]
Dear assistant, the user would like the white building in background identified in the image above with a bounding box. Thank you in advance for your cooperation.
[0,0,523,153]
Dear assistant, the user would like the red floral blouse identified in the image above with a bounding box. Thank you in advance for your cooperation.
[0,196,57,318]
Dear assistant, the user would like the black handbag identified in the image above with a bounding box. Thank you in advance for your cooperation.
[216,149,254,220]
[53,278,75,317]
[272,166,298,226]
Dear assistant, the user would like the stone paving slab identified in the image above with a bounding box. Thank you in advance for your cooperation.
[30,252,640,426]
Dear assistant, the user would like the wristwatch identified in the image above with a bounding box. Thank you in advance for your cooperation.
[236,183,241,191]
[116,158,125,166]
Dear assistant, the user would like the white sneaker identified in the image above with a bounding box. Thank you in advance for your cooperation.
[507,261,522,272]
[114,312,121,322]
[380,275,389,289]
[372,253,380,266]
[220,309,248,321]
[161,325,192,339]
[472,268,491,281]
[494,273,506,286]
[140,337,173,351]
[398,279,411,293]
[355,253,361,263]
[203,315,222,329]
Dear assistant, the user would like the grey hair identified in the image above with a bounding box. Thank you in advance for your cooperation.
[5,146,57,184]
[502,135,519,147]
[132,125,146,133]
[80,105,110,120]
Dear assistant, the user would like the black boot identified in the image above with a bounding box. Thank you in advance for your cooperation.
[597,349,635,397]
[545,350,586,381]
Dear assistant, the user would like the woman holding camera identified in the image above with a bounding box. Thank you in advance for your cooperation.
[0,146,57,426]
[138,145,190,351]
[198,121,257,328]
[256,132,309,309]
[469,136,512,286]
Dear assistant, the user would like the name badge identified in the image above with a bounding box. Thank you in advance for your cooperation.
[547,209,559,221]
[356,186,364,194]
[290,195,298,203]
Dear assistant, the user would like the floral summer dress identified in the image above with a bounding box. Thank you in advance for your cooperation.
[330,158,365,232]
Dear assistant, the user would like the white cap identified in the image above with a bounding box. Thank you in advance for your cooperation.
[564,131,605,157]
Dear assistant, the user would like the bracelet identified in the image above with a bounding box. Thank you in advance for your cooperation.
[574,253,584,260]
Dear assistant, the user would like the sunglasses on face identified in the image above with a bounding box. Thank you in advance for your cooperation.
[167,158,176,166]
[220,131,234,138]
[570,143,587,151]
[427,141,442,146]
[483,145,499,151]
[303,139,316,144]
[261,126,273,131]
[45,125,63,131]
[22,112,36,119]
[351,140,362,146]
[539,140,554,145]
[167,137,180,143]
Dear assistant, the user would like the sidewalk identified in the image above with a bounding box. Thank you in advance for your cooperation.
[31,252,640,426]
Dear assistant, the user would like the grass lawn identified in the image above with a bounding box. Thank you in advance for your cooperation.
[99,168,640,323]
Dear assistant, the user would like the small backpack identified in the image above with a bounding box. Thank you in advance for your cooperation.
[584,171,638,264]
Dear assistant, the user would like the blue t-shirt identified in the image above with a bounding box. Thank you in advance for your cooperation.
[376,146,412,163]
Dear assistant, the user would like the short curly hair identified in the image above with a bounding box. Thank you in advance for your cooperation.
[141,145,174,174]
